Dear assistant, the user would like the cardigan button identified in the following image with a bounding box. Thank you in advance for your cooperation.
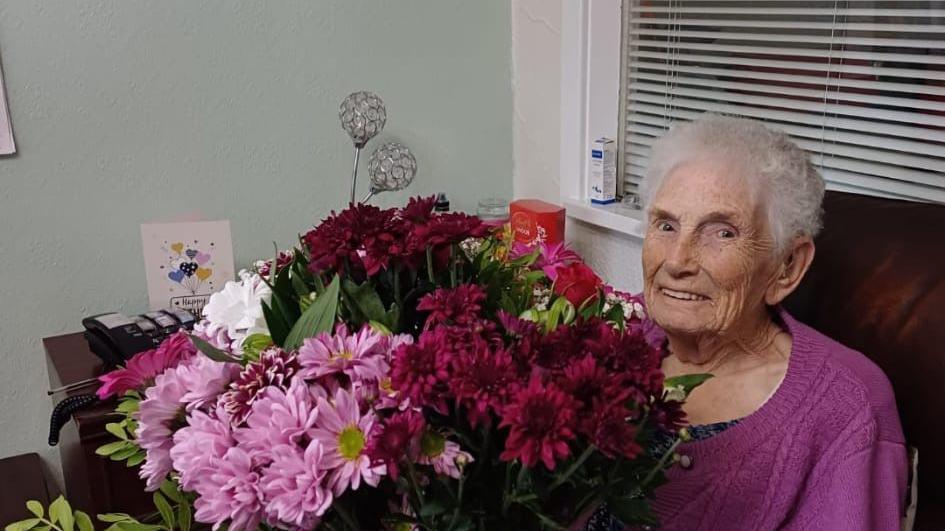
[679,454,693,469]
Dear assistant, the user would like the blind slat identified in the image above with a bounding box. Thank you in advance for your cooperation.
[629,81,945,126]
[631,62,945,97]
[631,7,945,16]
[628,71,945,111]
[629,17,945,33]
[629,39,945,65]
[630,28,945,49]
[629,50,945,81]
[627,105,945,157]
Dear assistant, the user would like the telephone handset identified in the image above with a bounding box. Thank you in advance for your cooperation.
[82,308,196,368]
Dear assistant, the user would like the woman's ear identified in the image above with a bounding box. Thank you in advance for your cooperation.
[765,236,816,306]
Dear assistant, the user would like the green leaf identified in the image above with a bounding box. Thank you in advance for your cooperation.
[26,501,44,518]
[34,526,51,531]
[240,333,274,361]
[115,398,139,414]
[105,422,127,441]
[152,492,175,530]
[97,514,135,523]
[284,275,340,350]
[49,496,72,530]
[290,273,311,299]
[95,441,128,456]
[261,301,290,347]
[5,518,40,531]
[125,452,146,467]
[271,289,301,331]
[110,445,140,461]
[114,523,163,531]
[158,480,183,503]
[663,373,714,398]
[341,279,388,325]
[187,334,234,363]
[74,511,93,531]
[177,499,192,531]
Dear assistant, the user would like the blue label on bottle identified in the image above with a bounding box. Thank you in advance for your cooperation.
[591,150,603,159]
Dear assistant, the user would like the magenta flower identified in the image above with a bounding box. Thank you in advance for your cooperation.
[96,331,196,400]
[221,347,300,425]
[416,284,486,330]
[499,376,578,470]
[260,442,334,528]
[448,338,520,428]
[171,405,235,490]
[297,324,388,384]
[366,409,425,480]
[535,242,582,281]
[233,378,320,464]
[311,387,385,496]
[191,447,264,531]
[390,328,453,414]
[136,367,187,491]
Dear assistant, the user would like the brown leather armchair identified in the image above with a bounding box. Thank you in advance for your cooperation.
[784,191,945,530]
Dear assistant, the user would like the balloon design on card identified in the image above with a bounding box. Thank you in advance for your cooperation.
[161,242,216,294]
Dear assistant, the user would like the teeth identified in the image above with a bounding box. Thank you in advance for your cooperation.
[661,288,707,301]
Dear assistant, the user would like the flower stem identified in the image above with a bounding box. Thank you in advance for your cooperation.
[404,459,428,525]
[332,499,360,530]
[642,436,684,488]
[548,444,596,491]
[426,247,435,283]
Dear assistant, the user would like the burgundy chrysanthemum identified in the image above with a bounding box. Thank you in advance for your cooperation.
[585,401,643,459]
[449,337,522,427]
[417,284,487,330]
[499,376,578,470]
[221,347,301,425]
[302,203,403,277]
[390,329,453,413]
[408,211,487,251]
[401,195,437,224]
[255,250,295,278]
[649,397,689,433]
[365,409,425,480]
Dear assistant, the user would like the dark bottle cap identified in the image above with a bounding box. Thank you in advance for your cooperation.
[434,193,450,212]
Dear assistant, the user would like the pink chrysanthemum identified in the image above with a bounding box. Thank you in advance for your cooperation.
[259,442,333,528]
[191,447,265,531]
[221,347,300,425]
[311,387,385,496]
[136,368,187,491]
[297,324,388,384]
[96,331,196,399]
[171,405,235,490]
[417,432,473,479]
[136,355,238,490]
[365,409,425,480]
[499,376,578,471]
[233,378,320,464]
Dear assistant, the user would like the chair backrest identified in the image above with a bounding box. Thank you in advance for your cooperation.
[784,191,945,530]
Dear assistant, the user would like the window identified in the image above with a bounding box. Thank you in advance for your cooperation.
[619,0,945,204]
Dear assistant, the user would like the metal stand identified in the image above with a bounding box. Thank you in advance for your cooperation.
[349,144,364,204]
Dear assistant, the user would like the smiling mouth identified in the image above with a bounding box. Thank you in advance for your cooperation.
[660,288,709,302]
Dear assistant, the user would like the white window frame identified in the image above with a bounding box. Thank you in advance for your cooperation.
[559,0,646,238]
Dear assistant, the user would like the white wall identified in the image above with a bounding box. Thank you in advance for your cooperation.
[511,0,644,294]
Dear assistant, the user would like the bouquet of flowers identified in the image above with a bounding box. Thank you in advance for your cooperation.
[91,197,705,531]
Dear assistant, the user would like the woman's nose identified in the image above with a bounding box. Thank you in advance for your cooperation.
[663,234,699,277]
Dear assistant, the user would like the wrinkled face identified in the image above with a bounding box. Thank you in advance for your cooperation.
[642,158,779,340]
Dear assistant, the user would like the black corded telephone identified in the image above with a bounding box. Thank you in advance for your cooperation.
[82,308,196,367]
[47,308,198,446]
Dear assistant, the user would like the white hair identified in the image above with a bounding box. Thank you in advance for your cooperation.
[640,114,825,250]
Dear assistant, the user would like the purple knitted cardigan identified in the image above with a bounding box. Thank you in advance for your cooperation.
[642,308,907,530]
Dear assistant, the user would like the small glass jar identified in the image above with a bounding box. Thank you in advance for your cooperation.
[477,197,510,226]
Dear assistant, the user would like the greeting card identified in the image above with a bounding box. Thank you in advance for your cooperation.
[0,49,15,155]
[141,220,235,318]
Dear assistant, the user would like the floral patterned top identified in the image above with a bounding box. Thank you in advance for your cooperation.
[583,419,741,531]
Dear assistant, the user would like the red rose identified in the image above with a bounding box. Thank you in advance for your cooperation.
[552,262,602,307]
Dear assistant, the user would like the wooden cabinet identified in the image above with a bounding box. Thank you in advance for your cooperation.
[43,333,152,517]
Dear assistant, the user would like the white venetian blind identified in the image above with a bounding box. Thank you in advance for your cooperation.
[620,0,945,203]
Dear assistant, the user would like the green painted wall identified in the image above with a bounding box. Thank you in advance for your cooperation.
[0,0,511,476]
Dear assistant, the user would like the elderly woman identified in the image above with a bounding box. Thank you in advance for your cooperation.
[587,116,907,530]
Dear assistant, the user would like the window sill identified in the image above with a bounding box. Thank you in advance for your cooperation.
[562,197,646,239]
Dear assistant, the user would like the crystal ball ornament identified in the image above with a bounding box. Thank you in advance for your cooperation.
[368,142,417,193]
[339,91,386,148]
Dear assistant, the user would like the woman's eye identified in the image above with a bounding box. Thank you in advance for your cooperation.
[658,222,674,232]
[718,229,736,239]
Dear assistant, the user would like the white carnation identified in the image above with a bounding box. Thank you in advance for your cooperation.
[202,269,271,352]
